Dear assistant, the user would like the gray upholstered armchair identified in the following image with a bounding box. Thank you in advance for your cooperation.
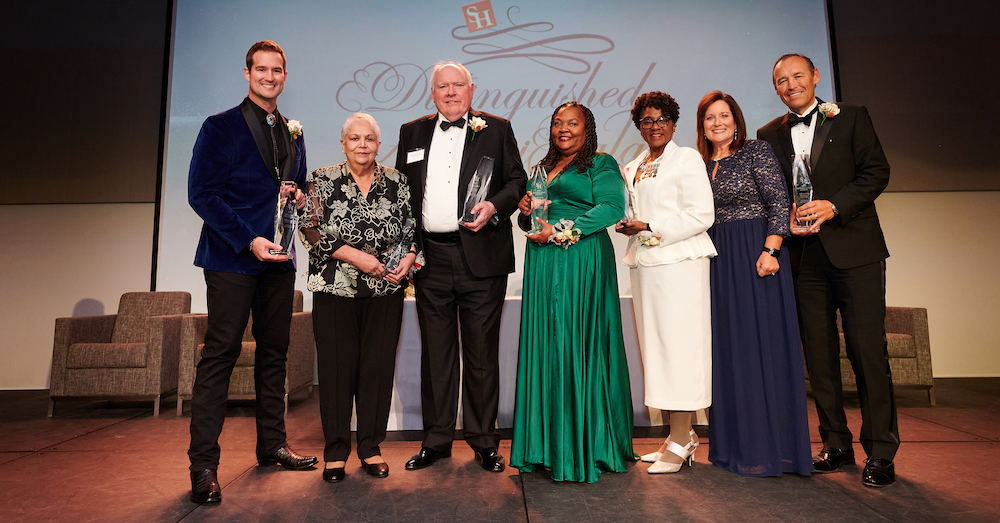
[176,290,314,415]
[48,291,192,416]
[837,306,935,405]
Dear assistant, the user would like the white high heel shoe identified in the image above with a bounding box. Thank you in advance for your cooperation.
[647,436,697,474]
[641,429,698,463]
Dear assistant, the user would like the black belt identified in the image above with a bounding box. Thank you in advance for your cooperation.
[422,229,462,244]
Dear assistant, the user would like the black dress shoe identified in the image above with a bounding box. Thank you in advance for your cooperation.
[363,461,389,478]
[862,457,895,487]
[475,447,506,473]
[323,467,346,482]
[405,447,451,470]
[190,469,221,503]
[257,445,319,470]
[813,446,855,473]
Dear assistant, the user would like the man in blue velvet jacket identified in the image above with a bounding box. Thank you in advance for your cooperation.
[186,40,316,504]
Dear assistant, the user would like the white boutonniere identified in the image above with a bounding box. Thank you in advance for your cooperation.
[637,230,661,247]
[817,103,840,127]
[287,119,303,140]
[469,116,487,141]
[548,218,582,249]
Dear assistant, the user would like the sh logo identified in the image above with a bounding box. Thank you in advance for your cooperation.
[463,0,497,32]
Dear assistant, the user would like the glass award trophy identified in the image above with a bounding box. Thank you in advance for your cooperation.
[271,180,298,257]
[528,164,548,234]
[384,220,415,273]
[460,156,495,223]
[791,154,814,233]
[622,185,636,223]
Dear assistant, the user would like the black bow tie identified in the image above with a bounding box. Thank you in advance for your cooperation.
[788,107,818,128]
[440,117,466,131]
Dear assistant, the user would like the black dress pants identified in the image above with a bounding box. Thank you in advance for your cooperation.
[414,238,505,453]
[795,237,899,460]
[313,291,404,462]
[188,264,294,471]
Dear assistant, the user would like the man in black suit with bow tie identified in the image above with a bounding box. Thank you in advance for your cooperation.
[395,61,527,473]
[758,53,898,487]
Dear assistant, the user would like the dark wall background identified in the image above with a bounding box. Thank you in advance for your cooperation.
[2,1,171,204]
[1,0,996,204]
[830,0,1000,191]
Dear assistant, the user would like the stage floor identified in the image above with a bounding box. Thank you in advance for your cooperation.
[1,379,997,522]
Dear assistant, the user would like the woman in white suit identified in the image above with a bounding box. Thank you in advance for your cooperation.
[616,91,717,474]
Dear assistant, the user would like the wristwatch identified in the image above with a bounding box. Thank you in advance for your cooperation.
[763,247,780,258]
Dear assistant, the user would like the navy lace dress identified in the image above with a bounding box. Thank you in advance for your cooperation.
[706,139,813,477]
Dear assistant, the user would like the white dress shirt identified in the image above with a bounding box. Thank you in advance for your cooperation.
[790,99,819,158]
[422,112,468,233]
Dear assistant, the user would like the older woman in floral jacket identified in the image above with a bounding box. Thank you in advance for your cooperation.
[299,112,418,483]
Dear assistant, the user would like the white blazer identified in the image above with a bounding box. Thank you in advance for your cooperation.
[622,141,718,268]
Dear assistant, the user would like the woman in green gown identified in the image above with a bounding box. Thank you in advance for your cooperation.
[510,101,635,483]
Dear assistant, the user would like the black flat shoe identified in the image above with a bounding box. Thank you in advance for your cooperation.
[190,468,221,503]
[323,467,346,482]
[862,457,895,487]
[813,446,855,473]
[475,447,506,473]
[363,461,389,478]
[405,447,451,470]
[258,445,319,470]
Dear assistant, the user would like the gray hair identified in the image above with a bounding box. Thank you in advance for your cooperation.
[340,112,381,143]
[431,61,473,87]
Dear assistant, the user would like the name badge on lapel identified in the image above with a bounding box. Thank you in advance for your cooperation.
[406,148,425,164]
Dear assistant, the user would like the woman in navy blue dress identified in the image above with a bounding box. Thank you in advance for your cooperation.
[696,91,812,477]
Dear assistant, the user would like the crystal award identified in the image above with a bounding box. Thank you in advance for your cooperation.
[622,184,637,223]
[460,156,495,223]
[528,164,548,234]
[271,180,298,257]
[384,220,415,273]
[791,154,814,233]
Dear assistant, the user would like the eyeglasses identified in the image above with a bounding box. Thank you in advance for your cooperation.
[640,116,672,129]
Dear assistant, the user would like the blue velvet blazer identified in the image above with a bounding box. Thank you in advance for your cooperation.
[188,99,308,275]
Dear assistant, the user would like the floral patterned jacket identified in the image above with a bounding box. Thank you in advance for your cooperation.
[298,161,415,298]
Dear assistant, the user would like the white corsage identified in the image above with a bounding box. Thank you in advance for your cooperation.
[469,116,487,141]
[548,218,582,249]
[637,230,661,247]
[817,103,840,127]
[287,119,303,140]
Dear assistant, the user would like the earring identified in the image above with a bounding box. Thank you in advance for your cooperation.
[732,126,737,142]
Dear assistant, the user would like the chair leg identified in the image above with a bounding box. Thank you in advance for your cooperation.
[153,394,161,416]
[308,384,314,398]
[928,388,936,406]
[48,398,55,418]
[284,393,289,413]
[177,398,184,416]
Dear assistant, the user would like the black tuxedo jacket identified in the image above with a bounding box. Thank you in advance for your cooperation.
[395,110,527,278]
[757,103,890,270]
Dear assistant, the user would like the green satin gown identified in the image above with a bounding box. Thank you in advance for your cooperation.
[511,153,636,483]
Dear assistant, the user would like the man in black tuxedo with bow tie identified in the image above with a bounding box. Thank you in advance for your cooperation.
[758,54,898,487]
[395,61,527,473]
